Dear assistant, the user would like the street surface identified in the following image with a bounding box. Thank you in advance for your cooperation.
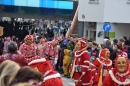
[61,75,75,86]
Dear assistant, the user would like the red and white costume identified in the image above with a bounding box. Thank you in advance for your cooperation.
[71,39,92,86]
[103,56,130,86]
[19,35,36,57]
[40,38,59,68]
[28,58,64,86]
[0,53,28,66]
[37,38,46,55]
[91,49,113,86]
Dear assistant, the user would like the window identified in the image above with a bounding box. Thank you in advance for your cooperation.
[127,0,130,4]
[89,0,99,4]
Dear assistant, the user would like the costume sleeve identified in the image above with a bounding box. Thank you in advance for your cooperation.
[91,59,101,74]
[17,55,28,66]
[39,43,47,58]
[103,74,112,86]
[82,51,91,72]
[0,56,4,63]
[19,44,24,54]
[54,46,58,58]
[32,45,36,56]
[4,41,7,51]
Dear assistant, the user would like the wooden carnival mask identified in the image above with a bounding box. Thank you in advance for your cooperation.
[104,50,110,59]
[116,57,127,73]
[75,41,81,51]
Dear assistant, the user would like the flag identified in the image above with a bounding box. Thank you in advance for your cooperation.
[98,68,103,86]
[70,57,76,78]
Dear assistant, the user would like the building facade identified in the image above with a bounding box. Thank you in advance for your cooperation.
[79,0,130,44]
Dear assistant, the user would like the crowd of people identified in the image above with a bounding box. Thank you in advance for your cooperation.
[0,31,130,86]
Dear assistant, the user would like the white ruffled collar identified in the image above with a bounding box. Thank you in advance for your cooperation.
[75,50,88,57]
[115,71,129,77]
[97,57,112,66]
[109,70,130,85]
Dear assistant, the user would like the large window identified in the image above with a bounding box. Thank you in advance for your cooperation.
[0,0,73,10]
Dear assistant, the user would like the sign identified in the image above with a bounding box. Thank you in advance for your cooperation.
[103,23,111,32]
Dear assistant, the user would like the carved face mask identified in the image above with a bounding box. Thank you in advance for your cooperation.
[75,41,81,51]
[26,38,33,45]
[116,57,127,73]
[105,50,110,59]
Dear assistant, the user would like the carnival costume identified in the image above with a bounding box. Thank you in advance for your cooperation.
[63,49,70,76]
[19,34,36,57]
[91,48,113,86]
[40,38,59,68]
[103,55,130,86]
[70,39,91,86]
[28,58,64,86]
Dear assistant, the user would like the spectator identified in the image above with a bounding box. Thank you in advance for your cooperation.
[104,40,116,62]
[10,66,43,86]
[0,41,28,66]
[12,83,30,86]
[123,36,127,41]
[118,37,125,50]
[0,37,4,55]
[47,27,54,41]
[0,60,20,86]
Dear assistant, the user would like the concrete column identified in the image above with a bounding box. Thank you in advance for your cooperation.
[78,21,84,37]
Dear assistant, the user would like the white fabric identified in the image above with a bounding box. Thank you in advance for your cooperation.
[82,72,86,75]
[54,58,58,64]
[28,58,46,65]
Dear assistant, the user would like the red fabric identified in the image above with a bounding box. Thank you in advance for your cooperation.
[72,50,91,86]
[91,57,112,85]
[19,43,36,57]
[0,53,28,66]
[100,48,109,58]
[29,59,64,86]
[103,69,130,86]
[79,39,86,50]
[41,77,63,86]
[114,55,129,72]
[25,34,33,41]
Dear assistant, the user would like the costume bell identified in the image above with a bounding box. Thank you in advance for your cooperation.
[91,48,113,86]
[103,55,130,86]
[70,39,91,86]
[28,58,64,86]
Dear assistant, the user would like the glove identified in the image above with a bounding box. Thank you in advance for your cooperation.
[82,72,86,75]
[54,58,58,65]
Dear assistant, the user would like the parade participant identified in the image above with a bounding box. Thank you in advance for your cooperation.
[63,49,70,77]
[4,36,11,53]
[0,41,28,66]
[103,55,130,86]
[37,38,46,55]
[28,58,64,86]
[19,34,36,57]
[70,39,91,86]
[40,38,59,68]
[91,48,113,86]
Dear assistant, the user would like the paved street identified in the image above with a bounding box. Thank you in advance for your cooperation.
[61,75,75,86]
